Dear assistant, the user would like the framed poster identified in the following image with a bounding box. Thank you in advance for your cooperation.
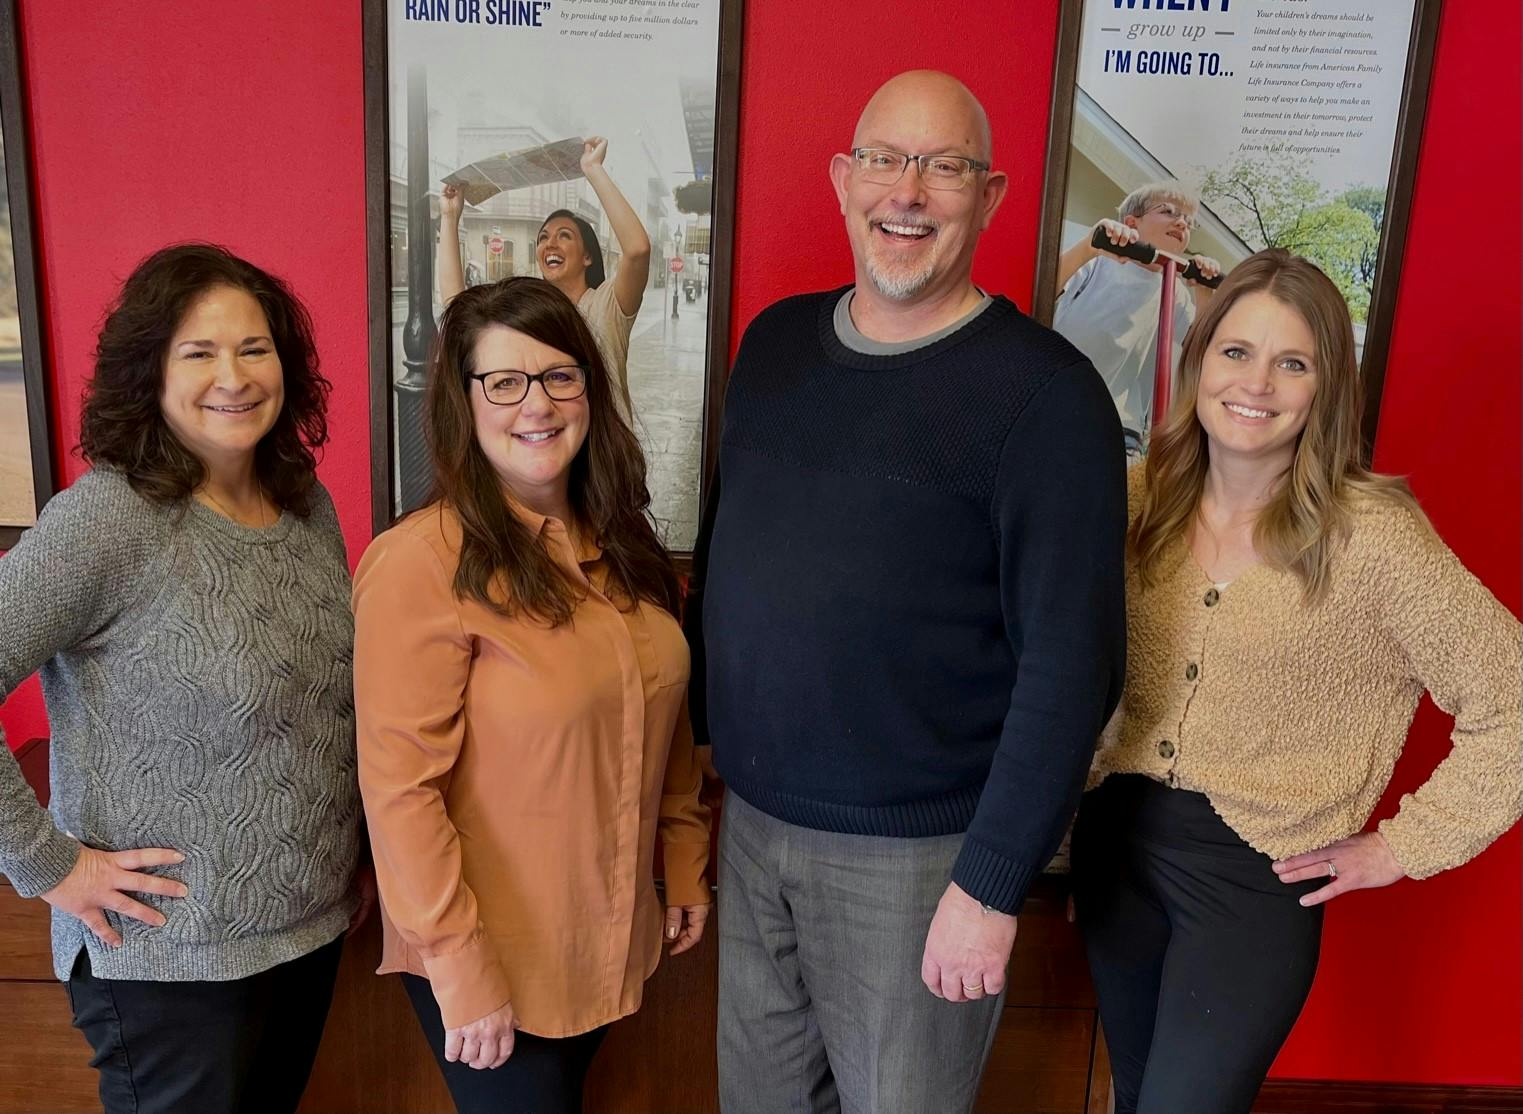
[1035,0,1441,456]
[0,0,54,549]
[364,0,744,552]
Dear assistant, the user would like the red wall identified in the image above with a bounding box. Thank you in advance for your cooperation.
[2,0,1517,1088]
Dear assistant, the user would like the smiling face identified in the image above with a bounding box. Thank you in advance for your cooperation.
[1196,290,1319,473]
[467,324,590,517]
[829,72,1007,306]
[536,217,591,288]
[1126,198,1196,254]
[159,285,283,475]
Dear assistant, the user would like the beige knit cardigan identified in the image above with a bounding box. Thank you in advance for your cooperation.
[1091,467,1522,878]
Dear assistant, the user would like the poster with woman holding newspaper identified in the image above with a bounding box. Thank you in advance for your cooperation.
[1044,0,1427,456]
[383,0,726,547]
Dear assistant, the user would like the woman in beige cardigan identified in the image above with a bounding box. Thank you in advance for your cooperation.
[1074,249,1521,1114]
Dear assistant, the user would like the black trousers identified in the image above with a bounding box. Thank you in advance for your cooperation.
[1072,776,1324,1114]
[66,934,344,1114]
[402,973,608,1114]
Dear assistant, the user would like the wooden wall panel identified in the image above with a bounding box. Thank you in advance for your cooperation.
[0,982,97,1113]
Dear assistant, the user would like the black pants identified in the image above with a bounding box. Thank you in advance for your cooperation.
[1072,776,1324,1114]
[66,934,344,1114]
[402,973,608,1114]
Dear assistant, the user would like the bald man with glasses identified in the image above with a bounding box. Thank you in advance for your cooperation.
[686,70,1127,1114]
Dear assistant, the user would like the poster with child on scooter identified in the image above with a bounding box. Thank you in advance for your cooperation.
[1037,0,1435,456]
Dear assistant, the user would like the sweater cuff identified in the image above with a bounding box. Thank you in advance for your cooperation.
[1376,813,1441,881]
[420,931,514,1030]
[661,837,712,908]
[950,836,1038,915]
[3,827,82,899]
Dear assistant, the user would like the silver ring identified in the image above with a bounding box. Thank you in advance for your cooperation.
[1325,860,1338,880]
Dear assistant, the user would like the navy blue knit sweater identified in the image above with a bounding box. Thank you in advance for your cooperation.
[686,288,1126,913]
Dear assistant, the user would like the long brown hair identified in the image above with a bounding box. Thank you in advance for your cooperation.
[423,276,679,624]
[1131,248,1426,603]
[79,243,330,515]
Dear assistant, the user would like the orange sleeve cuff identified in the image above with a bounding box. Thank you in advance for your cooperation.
[661,837,712,908]
[420,932,514,1030]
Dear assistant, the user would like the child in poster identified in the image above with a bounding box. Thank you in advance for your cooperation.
[1053,182,1222,457]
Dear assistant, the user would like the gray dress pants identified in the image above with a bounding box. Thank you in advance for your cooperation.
[717,792,1005,1114]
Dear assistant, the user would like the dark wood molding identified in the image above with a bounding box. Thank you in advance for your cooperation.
[1030,0,1084,327]
[1356,0,1444,459]
[0,0,56,550]
[697,0,745,520]
[362,0,393,535]
[1257,1078,1523,1113]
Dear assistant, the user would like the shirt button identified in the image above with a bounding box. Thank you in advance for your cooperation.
[1157,739,1175,759]
[1185,662,1199,681]
[1203,588,1220,607]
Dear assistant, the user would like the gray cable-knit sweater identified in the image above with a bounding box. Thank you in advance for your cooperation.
[0,468,361,982]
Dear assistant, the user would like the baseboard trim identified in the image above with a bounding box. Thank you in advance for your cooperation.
[1256,1078,1523,1113]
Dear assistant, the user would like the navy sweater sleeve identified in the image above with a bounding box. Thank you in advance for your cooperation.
[949,362,1127,913]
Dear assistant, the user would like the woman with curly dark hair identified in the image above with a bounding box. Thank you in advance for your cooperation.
[0,243,371,1114]
[353,276,710,1114]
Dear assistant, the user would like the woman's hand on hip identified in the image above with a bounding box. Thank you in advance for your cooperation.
[40,846,188,948]
[1273,831,1406,907]
[664,902,711,956]
[445,1001,517,1071]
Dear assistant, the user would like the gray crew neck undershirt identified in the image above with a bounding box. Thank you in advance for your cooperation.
[833,288,994,355]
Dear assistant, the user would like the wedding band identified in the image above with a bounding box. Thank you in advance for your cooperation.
[962,981,984,993]
[1325,860,1338,880]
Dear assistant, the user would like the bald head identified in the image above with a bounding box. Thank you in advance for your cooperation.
[852,71,992,164]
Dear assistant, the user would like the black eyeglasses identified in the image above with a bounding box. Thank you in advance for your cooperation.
[467,365,588,406]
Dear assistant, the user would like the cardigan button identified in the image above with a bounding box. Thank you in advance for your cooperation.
[1203,588,1220,607]
[1157,739,1175,759]
[1185,662,1199,681]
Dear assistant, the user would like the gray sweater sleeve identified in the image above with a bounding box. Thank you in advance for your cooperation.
[0,470,161,896]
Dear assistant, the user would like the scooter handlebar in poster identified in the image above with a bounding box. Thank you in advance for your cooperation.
[1090,225,1223,289]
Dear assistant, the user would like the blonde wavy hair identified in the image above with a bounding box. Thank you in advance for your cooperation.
[1131,248,1427,604]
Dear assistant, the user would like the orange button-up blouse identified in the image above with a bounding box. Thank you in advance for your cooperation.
[352,501,711,1036]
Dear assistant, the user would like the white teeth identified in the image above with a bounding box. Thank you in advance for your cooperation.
[207,403,257,413]
[1225,403,1274,419]
[880,222,931,237]
[516,430,558,443]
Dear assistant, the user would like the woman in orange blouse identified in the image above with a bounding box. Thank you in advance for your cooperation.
[352,277,711,1114]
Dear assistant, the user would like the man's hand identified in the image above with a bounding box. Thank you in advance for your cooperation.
[41,846,188,948]
[445,1001,517,1071]
[920,882,1017,1003]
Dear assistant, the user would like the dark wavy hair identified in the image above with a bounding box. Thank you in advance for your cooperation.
[78,243,330,516]
[423,276,678,624]
[538,209,606,288]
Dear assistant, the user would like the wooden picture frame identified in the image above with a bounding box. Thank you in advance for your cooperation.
[1034,0,1442,454]
[0,0,54,550]
[363,0,745,555]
